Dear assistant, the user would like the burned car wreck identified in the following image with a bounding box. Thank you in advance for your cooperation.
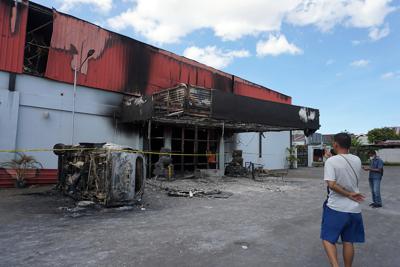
[53,143,145,206]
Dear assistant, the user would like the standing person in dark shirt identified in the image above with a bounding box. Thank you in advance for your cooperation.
[362,150,384,208]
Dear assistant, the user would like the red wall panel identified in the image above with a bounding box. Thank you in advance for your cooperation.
[0,0,28,73]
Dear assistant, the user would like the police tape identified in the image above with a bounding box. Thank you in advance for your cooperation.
[0,147,279,157]
[0,147,217,157]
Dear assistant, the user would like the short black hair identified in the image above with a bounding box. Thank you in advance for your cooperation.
[334,132,351,149]
[368,150,377,155]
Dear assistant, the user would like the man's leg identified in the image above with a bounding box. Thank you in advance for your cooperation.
[343,242,354,267]
[368,178,375,204]
[373,178,382,206]
[322,240,339,267]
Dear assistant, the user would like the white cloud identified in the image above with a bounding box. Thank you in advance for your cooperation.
[183,46,250,69]
[58,0,112,13]
[326,59,335,65]
[345,0,395,28]
[350,59,370,67]
[351,40,362,46]
[288,0,395,30]
[381,71,400,79]
[256,34,302,57]
[381,72,395,79]
[93,21,105,27]
[107,0,396,44]
[369,24,390,41]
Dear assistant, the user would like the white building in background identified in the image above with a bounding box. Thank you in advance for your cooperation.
[357,134,370,145]
[236,132,291,170]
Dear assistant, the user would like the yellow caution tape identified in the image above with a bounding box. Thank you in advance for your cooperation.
[0,148,281,157]
[0,147,217,157]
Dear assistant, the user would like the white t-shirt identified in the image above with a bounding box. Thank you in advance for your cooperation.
[324,154,362,213]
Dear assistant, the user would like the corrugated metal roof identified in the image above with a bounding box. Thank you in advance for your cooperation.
[0,0,28,73]
[45,11,291,104]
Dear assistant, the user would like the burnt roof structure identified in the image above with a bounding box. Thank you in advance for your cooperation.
[122,84,320,134]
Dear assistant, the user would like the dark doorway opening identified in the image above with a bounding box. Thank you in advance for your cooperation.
[297,145,308,167]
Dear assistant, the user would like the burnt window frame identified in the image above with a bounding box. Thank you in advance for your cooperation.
[23,3,53,76]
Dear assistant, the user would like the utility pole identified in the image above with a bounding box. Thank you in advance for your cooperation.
[71,49,95,145]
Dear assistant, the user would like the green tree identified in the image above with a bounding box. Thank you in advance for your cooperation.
[351,136,363,148]
[367,127,399,144]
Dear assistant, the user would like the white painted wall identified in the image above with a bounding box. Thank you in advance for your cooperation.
[0,72,140,168]
[377,148,400,164]
[307,145,325,167]
[236,131,290,170]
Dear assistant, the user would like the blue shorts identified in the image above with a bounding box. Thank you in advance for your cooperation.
[320,203,365,244]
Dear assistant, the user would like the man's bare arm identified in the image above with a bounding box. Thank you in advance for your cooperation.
[326,180,365,202]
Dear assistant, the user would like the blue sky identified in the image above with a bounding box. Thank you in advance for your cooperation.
[34,0,399,134]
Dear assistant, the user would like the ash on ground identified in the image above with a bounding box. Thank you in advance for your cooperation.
[146,174,299,198]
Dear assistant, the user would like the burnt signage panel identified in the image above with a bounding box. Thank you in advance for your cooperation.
[211,90,320,132]
[120,85,319,133]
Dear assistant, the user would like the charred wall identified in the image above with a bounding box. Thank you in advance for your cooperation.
[123,37,154,94]
[0,2,292,105]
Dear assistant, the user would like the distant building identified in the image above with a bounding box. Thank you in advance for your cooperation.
[357,134,370,145]
[307,132,323,145]
[392,127,400,135]
[322,134,335,145]
[291,131,334,167]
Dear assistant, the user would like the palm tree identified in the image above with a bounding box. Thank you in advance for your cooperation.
[0,153,43,188]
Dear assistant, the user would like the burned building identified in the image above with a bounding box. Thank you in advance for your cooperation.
[0,1,319,184]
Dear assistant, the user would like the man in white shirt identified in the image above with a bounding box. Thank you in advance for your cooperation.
[321,132,365,267]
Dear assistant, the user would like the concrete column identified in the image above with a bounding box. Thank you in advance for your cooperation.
[164,127,172,149]
[219,135,225,176]
[308,146,314,167]
[0,90,20,163]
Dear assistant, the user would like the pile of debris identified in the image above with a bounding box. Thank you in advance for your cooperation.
[53,143,145,206]
[167,189,232,199]
[147,174,233,199]
[153,147,174,180]
[225,150,247,177]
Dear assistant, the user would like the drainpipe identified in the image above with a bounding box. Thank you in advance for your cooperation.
[219,122,225,176]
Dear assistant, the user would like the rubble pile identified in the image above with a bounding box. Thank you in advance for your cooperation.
[225,150,247,177]
[153,147,174,180]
